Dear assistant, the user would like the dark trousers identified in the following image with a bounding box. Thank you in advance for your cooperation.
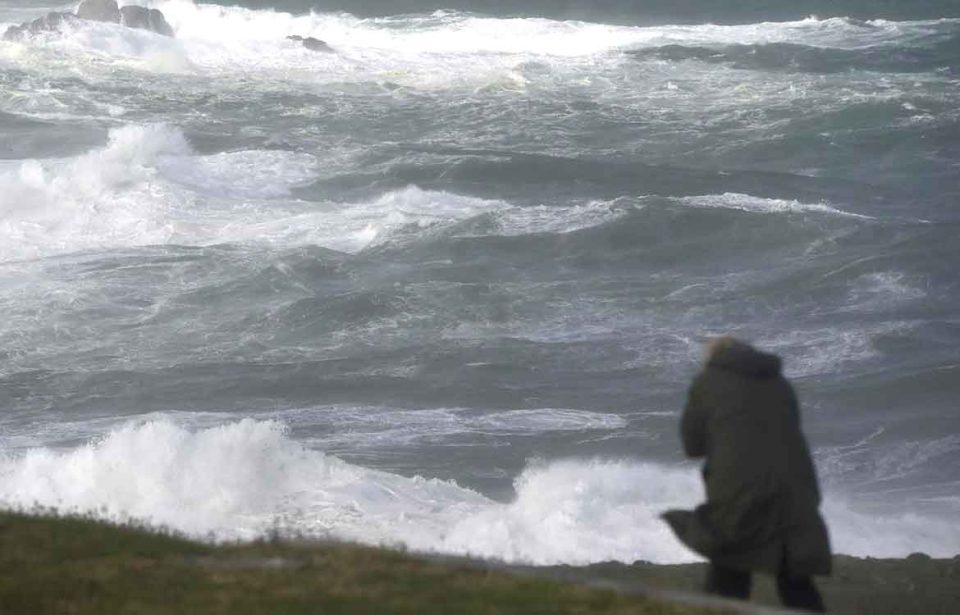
[706,563,826,613]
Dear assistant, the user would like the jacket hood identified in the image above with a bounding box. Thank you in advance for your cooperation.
[707,341,782,379]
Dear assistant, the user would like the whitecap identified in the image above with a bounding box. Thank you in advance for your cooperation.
[676,192,871,219]
[2,418,956,563]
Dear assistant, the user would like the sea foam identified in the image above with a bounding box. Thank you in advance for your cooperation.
[677,193,871,219]
[0,124,188,262]
[150,3,957,59]
[1,418,957,564]
[7,3,950,89]
[0,124,645,262]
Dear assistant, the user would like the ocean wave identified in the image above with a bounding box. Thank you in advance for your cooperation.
[676,193,872,219]
[819,433,960,487]
[0,120,654,261]
[260,405,629,449]
[0,418,696,563]
[0,123,329,261]
[5,3,956,85]
[759,322,917,378]
[0,123,188,262]
[131,4,960,57]
[2,418,958,563]
[627,34,960,75]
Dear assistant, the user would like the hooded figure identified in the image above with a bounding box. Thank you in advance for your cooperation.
[663,337,831,612]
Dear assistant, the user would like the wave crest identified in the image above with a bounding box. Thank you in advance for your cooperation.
[2,418,958,562]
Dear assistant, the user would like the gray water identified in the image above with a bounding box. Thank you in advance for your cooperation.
[0,0,958,564]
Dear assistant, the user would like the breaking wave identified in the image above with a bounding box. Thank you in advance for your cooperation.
[1,419,957,564]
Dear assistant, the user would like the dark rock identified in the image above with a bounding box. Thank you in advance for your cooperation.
[2,12,78,41]
[287,35,334,53]
[76,0,121,24]
[120,5,174,37]
[3,2,174,42]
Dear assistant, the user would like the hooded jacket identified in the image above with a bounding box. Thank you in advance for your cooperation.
[663,341,832,576]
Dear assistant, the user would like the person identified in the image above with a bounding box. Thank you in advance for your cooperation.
[662,337,831,612]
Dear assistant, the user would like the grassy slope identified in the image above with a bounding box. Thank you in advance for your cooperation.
[3,510,957,614]
[0,511,699,614]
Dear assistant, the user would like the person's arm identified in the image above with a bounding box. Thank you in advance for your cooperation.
[681,374,708,458]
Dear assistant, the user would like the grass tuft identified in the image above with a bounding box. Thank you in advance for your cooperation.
[0,509,700,614]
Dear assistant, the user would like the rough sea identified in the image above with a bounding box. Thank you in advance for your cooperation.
[1,0,958,565]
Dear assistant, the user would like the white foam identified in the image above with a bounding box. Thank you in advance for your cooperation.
[1,418,956,563]
[758,322,914,378]
[842,271,927,312]
[263,406,629,450]
[0,419,698,562]
[0,407,629,453]
[630,16,956,51]
[0,125,466,260]
[158,149,317,199]
[148,5,960,61]
[48,17,181,57]
[0,123,329,261]
[0,123,186,261]
[825,498,960,558]
[7,3,951,92]
[818,433,960,487]
[677,193,871,219]
[343,185,506,251]
[151,2,646,64]
[439,459,702,564]
[491,200,629,237]
[0,121,631,263]
[322,187,631,252]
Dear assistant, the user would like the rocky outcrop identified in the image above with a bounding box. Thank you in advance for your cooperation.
[4,3,334,52]
[287,35,334,53]
[119,5,174,37]
[2,12,78,41]
[76,0,121,23]
[2,0,174,41]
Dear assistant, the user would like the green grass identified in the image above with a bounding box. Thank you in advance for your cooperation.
[8,508,954,613]
[0,510,701,614]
